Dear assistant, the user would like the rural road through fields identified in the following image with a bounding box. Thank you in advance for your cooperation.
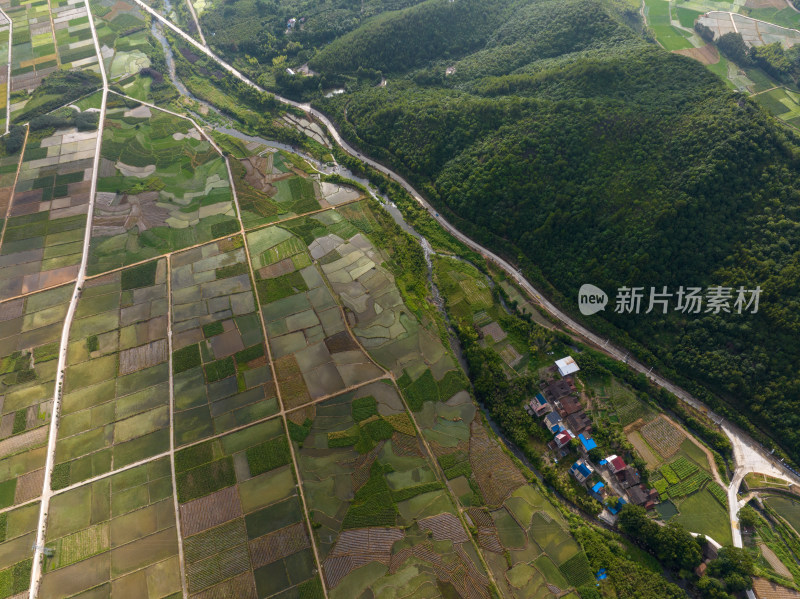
[136,0,800,550]
[27,1,109,595]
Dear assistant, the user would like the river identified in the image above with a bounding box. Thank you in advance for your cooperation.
[149,19,548,475]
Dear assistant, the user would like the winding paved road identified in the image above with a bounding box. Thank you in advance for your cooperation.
[135,0,800,547]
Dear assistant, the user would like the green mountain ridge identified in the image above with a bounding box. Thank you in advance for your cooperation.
[307,0,800,461]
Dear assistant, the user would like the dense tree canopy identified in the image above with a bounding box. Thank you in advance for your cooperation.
[310,0,800,464]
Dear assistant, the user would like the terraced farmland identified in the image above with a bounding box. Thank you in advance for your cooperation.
[88,99,237,273]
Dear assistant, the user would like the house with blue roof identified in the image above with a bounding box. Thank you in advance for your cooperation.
[590,481,605,500]
[570,459,593,484]
[607,498,627,515]
[544,412,563,434]
[578,434,597,453]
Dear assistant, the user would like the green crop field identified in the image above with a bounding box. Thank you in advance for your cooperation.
[88,104,236,272]
[673,489,732,546]
[645,0,693,50]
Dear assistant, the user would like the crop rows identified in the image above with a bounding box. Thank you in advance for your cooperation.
[667,470,710,500]
[708,482,728,508]
[659,464,679,485]
[669,456,699,480]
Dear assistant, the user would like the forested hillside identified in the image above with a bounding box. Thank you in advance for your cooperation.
[308,0,511,74]
[311,0,800,462]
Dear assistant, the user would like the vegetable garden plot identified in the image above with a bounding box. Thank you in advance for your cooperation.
[0,284,72,509]
[174,419,323,598]
[170,236,278,445]
[247,223,383,410]
[53,259,170,488]
[292,383,492,599]
[0,122,98,301]
[88,101,237,273]
[0,501,39,598]
[40,457,182,598]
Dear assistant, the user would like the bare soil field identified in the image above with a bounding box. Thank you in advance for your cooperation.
[673,43,720,65]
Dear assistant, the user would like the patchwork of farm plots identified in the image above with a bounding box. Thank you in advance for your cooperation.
[644,0,693,50]
[293,383,493,599]
[5,0,59,97]
[0,80,601,596]
[170,236,278,446]
[0,501,39,598]
[697,11,800,47]
[3,0,99,117]
[246,215,384,410]
[0,284,71,511]
[40,457,182,598]
[91,0,155,81]
[299,201,594,598]
[435,256,529,373]
[232,147,361,229]
[0,139,22,245]
[754,87,800,129]
[0,13,9,131]
[173,419,323,598]
[0,119,98,301]
[54,259,170,489]
[88,99,237,273]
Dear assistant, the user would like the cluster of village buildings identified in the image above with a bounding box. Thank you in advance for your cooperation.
[525,356,660,518]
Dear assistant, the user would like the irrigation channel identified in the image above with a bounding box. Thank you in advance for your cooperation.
[150,16,800,545]
[151,15,545,472]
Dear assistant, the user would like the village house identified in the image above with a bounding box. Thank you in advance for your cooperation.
[552,429,575,450]
[544,379,574,404]
[555,356,580,377]
[570,460,594,484]
[556,394,583,417]
[605,455,627,475]
[590,481,605,500]
[544,412,563,434]
[547,429,575,457]
[628,485,649,506]
[578,434,597,456]
[619,468,640,489]
[566,411,592,434]
[525,392,553,417]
